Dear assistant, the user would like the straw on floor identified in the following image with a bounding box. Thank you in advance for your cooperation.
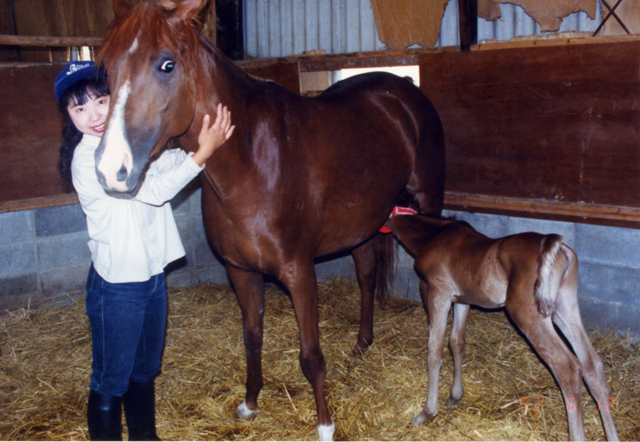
[1,278,638,440]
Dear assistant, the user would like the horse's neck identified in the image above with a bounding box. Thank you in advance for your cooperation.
[417,216,455,237]
[186,49,268,201]
[205,50,257,110]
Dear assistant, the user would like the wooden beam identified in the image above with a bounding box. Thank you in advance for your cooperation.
[0,194,79,213]
[0,34,102,47]
[458,0,478,51]
[444,192,640,228]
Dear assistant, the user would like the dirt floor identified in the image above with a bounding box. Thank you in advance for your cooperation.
[0,278,638,440]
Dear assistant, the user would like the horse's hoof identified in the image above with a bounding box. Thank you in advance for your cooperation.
[317,419,335,441]
[410,410,436,426]
[445,396,461,407]
[351,344,368,358]
[352,339,372,357]
[236,400,260,420]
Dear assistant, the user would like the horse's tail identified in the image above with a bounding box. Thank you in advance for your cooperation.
[373,232,396,308]
[533,234,564,317]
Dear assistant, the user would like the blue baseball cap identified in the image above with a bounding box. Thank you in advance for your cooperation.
[54,61,105,102]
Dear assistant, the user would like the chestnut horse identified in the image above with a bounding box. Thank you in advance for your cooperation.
[95,0,445,439]
[387,214,618,441]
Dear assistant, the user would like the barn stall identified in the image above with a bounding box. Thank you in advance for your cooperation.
[0,0,639,440]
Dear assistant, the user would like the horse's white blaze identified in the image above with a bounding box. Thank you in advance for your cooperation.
[98,78,133,191]
[129,37,139,54]
[317,420,335,441]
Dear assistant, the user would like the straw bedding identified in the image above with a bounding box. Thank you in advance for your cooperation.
[1,278,638,440]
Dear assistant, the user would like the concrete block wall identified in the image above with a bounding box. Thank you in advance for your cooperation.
[1,193,638,341]
[392,210,640,342]
[0,188,355,311]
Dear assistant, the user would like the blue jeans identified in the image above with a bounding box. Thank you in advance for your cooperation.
[86,265,167,397]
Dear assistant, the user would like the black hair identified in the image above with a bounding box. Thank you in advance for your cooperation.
[57,76,110,188]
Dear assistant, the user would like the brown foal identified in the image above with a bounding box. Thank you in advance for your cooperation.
[387,214,618,441]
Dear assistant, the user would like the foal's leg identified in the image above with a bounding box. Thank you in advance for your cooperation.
[279,261,334,441]
[411,280,451,426]
[552,257,619,440]
[506,302,586,441]
[227,266,265,420]
[446,303,470,407]
[351,240,377,355]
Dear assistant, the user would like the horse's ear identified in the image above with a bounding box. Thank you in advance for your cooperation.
[113,0,133,18]
[174,0,207,20]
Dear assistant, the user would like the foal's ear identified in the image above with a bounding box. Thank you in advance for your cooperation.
[112,0,132,18]
[174,0,206,20]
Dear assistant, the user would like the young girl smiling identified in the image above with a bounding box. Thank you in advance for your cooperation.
[56,60,234,440]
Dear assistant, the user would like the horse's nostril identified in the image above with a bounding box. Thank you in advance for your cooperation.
[116,164,128,182]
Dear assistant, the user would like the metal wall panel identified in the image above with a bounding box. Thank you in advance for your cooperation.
[245,0,386,58]
[244,0,602,58]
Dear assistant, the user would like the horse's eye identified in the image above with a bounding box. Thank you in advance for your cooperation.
[159,60,175,73]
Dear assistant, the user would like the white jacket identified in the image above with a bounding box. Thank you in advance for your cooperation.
[72,134,203,283]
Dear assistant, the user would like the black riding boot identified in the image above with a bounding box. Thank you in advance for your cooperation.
[87,390,123,441]
[123,379,161,441]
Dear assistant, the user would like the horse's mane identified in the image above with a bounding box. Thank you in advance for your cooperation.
[97,1,207,79]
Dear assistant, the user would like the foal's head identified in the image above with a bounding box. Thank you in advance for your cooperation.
[95,0,209,195]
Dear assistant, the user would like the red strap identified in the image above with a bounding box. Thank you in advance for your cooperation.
[379,206,417,233]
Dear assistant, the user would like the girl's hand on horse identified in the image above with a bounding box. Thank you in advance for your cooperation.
[193,103,235,166]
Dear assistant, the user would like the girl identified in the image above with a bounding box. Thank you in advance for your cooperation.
[55,60,234,441]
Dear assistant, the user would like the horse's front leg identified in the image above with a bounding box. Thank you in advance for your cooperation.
[411,280,451,426]
[279,261,335,441]
[227,266,265,421]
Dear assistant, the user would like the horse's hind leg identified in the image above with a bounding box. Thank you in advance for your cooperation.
[351,235,392,355]
[446,302,470,407]
[552,251,619,440]
[227,266,265,421]
[279,261,334,441]
[506,302,586,441]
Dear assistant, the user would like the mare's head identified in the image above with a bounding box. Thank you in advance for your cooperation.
[95,0,208,196]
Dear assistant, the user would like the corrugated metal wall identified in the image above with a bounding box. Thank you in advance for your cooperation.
[244,0,602,58]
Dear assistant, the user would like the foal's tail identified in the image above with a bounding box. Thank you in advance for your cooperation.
[534,234,564,317]
[373,232,395,308]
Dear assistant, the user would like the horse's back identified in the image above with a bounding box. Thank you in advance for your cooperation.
[319,72,437,118]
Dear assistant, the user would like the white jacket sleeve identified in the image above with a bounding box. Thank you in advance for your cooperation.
[133,149,204,206]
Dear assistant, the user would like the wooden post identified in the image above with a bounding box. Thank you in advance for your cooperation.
[458,0,477,52]
[216,0,244,61]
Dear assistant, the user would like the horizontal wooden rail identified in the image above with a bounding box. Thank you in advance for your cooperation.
[444,193,640,228]
[6,191,640,229]
[0,34,102,47]
[0,194,79,213]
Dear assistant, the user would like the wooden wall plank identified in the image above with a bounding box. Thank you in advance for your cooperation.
[7,0,214,62]
[0,63,68,203]
[0,0,19,61]
[0,60,300,212]
[419,40,640,222]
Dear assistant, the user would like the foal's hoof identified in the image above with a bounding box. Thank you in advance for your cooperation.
[236,400,260,420]
[410,410,436,426]
[445,396,461,407]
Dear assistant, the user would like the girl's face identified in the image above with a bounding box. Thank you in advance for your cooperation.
[67,94,111,137]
